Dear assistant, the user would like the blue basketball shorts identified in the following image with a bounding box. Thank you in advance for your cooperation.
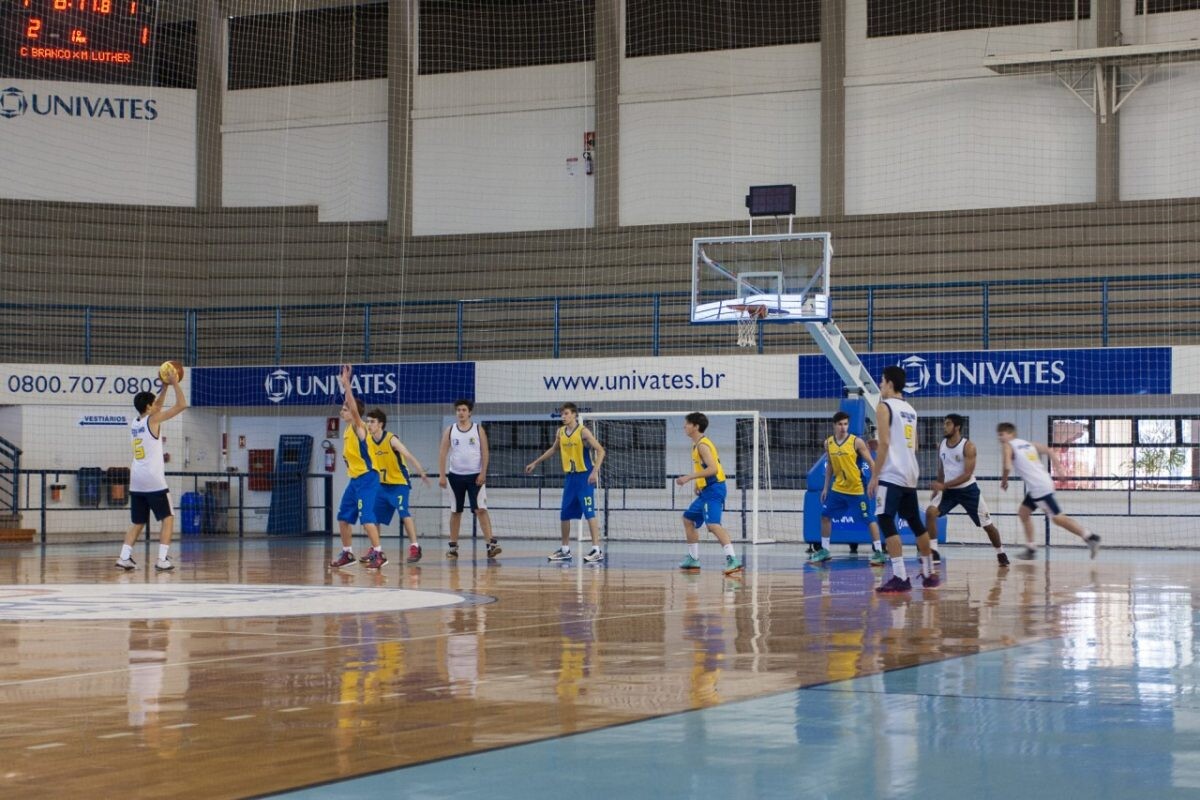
[683,482,727,528]
[338,472,381,525]
[560,472,596,521]
[373,482,411,526]
[822,489,876,524]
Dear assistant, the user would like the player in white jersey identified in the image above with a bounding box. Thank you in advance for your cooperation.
[116,367,187,571]
[866,365,938,593]
[439,399,500,559]
[997,422,1100,560]
[926,414,1009,567]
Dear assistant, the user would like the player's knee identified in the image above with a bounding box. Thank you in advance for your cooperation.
[878,516,900,539]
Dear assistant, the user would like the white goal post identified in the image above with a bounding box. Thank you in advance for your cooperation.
[577,409,784,545]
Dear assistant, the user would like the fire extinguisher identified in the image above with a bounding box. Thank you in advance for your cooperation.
[322,439,336,473]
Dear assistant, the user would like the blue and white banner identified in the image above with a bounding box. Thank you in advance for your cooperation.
[190,363,474,407]
[799,347,1171,398]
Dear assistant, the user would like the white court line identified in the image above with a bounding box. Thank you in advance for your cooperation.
[331,699,357,705]
[277,707,307,713]
[163,723,196,730]
[97,732,135,739]
[222,714,255,721]
[26,743,65,751]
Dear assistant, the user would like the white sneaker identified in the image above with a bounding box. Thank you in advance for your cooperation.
[583,547,605,564]
[547,547,572,561]
[115,556,136,570]
[155,557,174,572]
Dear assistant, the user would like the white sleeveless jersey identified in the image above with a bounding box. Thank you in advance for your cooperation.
[129,414,167,492]
[1008,438,1055,498]
[879,397,919,488]
[446,422,483,474]
[939,437,975,488]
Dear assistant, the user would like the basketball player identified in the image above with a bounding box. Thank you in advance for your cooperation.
[867,365,938,592]
[330,365,386,569]
[676,412,743,575]
[525,402,606,563]
[997,422,1100,560]
[438,399,500,559]
[926,414,1010,567]
[115,366,187,571]
[366,409,432,563]
[814,411,887,566]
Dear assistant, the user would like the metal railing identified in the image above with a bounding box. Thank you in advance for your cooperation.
[3,271,1197,365]
[0,434,20,518]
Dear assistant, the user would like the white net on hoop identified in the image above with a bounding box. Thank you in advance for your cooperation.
[734,305,764,348]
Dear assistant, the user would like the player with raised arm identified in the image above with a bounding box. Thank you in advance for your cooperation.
[813,411,888,566]
[867,365,938,593]
[330,365,387,569]
[439,399,500,560]
[366,409,432,563]
[676,412,743,575]
[997,422,1100,560]
[116,364,187,571]
[525,402,606,564]
[926,414,1009,566]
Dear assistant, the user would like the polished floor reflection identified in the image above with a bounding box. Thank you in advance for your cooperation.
[0,539,1196,799]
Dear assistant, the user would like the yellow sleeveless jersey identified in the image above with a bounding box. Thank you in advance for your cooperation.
[559,425,593,473]
[370,431,409,486]
[825,434,865,495]
[691,436,725,489]
[343,426,372,478]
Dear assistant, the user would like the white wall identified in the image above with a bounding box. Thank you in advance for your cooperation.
[619,44,822,226]
[0,81,195,205]
[412,63,595,235]
[1120,65,1200,201]
[222,80,387,222]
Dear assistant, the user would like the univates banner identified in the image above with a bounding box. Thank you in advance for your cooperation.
[2,347,1170,409]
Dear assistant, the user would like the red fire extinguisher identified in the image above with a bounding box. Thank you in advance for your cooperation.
[322,439,336,473]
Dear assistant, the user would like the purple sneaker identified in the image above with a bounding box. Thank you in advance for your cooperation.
[330,551,356,568]
[921,572,941,589]
[876,576,912,594]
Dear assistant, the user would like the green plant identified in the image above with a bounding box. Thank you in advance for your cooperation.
[1128,447,1187,479]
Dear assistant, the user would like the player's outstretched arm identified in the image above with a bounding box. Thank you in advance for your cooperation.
[152,368,188,425]
[339,365,366,436]
[393,436,432,486]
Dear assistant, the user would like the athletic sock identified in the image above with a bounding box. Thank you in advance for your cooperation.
[820,537,831,550]
[120,544,132,560]
[871,540,882,552]
[891,557,908,582]
[158,544,170,561]
[722,543,735,558]
[688,543,700,559]
[919,555,933,577]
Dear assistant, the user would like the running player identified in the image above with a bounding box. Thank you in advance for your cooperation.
[366,409,432,563]
[525,402,606,563]
[116,365,187,571]
[676,412,743,576]
[926,414,1010,566]
[439,399,500,559]
[997,422,1100,560]
[330,365,386,569]
[867,365,938,592]
[813,410,888,566]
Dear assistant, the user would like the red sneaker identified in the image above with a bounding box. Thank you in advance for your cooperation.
[330,551,356,568]
[407,543,422,563]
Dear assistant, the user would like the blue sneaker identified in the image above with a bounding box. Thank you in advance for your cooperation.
[723,555,744,575]
[679,554,701,571]
[808,547,832,564]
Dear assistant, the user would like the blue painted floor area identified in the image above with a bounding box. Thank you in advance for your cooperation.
[273,612,1200,800]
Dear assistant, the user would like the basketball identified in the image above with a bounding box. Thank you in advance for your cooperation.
[159,359,184,383]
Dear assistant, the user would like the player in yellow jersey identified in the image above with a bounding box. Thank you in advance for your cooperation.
[330,365,386,569]
[525,402,607,563]
[815,411,888,566]
[365,409,432,563]
[676,412,743,575]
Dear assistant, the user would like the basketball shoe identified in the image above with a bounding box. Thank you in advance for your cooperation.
[723,555,744,575]
[869,550,889,567]
[487,539,502,558]
[115,556,136,570]
[876,576,912,593]
[808,547,831,564]
[408,543,422,563]
[547,547,572,561]
[583,547,604,564]
[331,550,356,568]
[679,554,701,571]
[154,557,174,572]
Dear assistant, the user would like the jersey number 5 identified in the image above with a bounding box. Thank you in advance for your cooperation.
[132,438,145,460]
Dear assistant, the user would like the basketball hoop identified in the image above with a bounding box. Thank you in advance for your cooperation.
[729,304,767,348]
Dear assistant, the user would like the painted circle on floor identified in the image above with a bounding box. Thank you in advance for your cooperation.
[0,584,478,620]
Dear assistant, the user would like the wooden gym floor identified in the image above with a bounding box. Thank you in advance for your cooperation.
[0,538,1197,799]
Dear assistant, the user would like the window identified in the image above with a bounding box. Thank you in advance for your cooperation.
[1050,416,1197,490]
[484,420,560,488]
[228,3,387,90]
[419,0,594,75]
[626,0,819,59]
[1135,1,1200,13]
[868,0,1088,38]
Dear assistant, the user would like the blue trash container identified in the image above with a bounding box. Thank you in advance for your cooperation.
[180,492,203,535]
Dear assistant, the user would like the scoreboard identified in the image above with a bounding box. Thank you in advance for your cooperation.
[2,0,160,83]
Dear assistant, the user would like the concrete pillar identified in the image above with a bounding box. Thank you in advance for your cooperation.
[820,0,846,218]
[594,0,620,230]
[1095,0,1121,202]
[195,0,224,209]
[386,0,414,239]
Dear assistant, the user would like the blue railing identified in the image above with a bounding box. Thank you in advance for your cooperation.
[0,434,20,518]
[3,271,1197,364]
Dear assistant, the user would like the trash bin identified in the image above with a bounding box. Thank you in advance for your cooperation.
[77,467,102,507]
[180,491,203,535]
[106,467,130,506]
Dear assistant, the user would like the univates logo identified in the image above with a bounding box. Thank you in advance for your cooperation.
[0,87,27,119]
[899,355,931,393]
[265,369,293,404]
[0,85,158,121]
